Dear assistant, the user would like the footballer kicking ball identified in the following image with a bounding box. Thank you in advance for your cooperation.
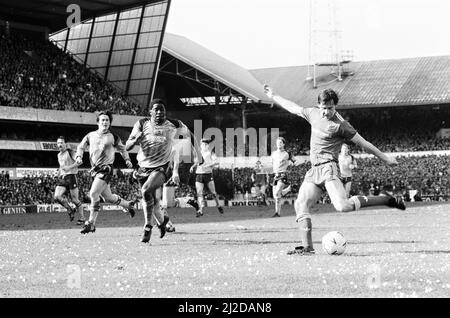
[322,231,347,255]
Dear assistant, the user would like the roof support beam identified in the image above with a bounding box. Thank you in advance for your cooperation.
[104,11,120,81]
[84,17,96,67]
[181,77,211,106]
[125,5,145,97]
[64,27,70,52]
[159,57,177,71]
[148,0,172,108]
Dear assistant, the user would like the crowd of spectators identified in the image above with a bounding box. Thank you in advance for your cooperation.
[0,169,140,206]
[231,155,450,202]
[2,154,449,206]
[351,155,450,199]
[0,165,228,205]
[0,29,142,115]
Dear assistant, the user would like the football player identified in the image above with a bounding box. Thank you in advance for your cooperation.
[264,85,405,255]
[126,99,199,243]
[75,111,136,234]
[54,136,84,224]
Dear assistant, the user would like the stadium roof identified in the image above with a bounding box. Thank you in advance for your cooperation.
[0,0,163,32]
[49,1,170,108]
[161,33,272,105]
[251,55,450,109]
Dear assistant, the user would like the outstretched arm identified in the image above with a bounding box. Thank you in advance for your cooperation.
[264,84,306,117]
[350,133,397,166]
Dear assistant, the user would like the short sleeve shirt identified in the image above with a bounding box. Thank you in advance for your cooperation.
[298,107,357,165]
[128,118,189,168]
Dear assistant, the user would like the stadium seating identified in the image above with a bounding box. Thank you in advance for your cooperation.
[1,155,449,205]
[0,30,142,115]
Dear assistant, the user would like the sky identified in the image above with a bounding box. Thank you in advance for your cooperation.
[166,0,450,69]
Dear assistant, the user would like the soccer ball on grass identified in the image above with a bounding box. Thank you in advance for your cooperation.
[322,231,347,255]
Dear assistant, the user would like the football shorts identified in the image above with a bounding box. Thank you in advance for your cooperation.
[57,174,78,190]
[91,164,113,184]
[341,176,352,185]
[133,163,170,187]
[196,173,213,184]
[273,172,289,186]
[304,161,340,188]
[255,174,267,187]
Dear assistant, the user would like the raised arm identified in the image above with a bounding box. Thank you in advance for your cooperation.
[264,84,306,117]
[350,133,397,166]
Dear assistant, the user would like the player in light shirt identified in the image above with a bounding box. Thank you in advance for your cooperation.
[271,137,298,217]
[75,111,136,234]
[264,85,405,255]
[126,99,199,243]
[189,137,224,217]
[54,136,84,224]
[251,159,269,206]
[339,143,357,198]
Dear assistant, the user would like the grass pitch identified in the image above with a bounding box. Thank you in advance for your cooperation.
[0,202,449,298]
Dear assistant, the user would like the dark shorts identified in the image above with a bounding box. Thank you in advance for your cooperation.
[91,164,113,184]
[134,163,170,187]
[196,173,213,184]
[341,176,352,185]
[304,161,340,189]
[255,174,267,187]
[57,174,78,190]
[273,172,289,187]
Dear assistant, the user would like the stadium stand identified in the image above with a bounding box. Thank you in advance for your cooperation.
[1,18,450,208]
[1,154,449,205]
[0,29,142,115]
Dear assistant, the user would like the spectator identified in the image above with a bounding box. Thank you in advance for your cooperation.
[0,29,142,115]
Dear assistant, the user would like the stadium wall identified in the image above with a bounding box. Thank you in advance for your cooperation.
[0,106,200,128]
[0,106,142,127]
[0,140,138,153]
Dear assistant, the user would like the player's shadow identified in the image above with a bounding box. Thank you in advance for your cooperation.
[343,240,434,257]
[173,228,294,235]
[343,243,450,257]
[211,239,298,245]
[0,206,297,232]
[349,240,424,245]
[345,250,450,257]
[402,250,450,255]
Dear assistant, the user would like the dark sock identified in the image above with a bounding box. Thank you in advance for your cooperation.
[299,218,313,249]
[188,199,199,211]
[353,195,391,209]
[57,198,73,211]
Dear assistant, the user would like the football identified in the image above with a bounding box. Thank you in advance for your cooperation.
[322,231,347,255]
